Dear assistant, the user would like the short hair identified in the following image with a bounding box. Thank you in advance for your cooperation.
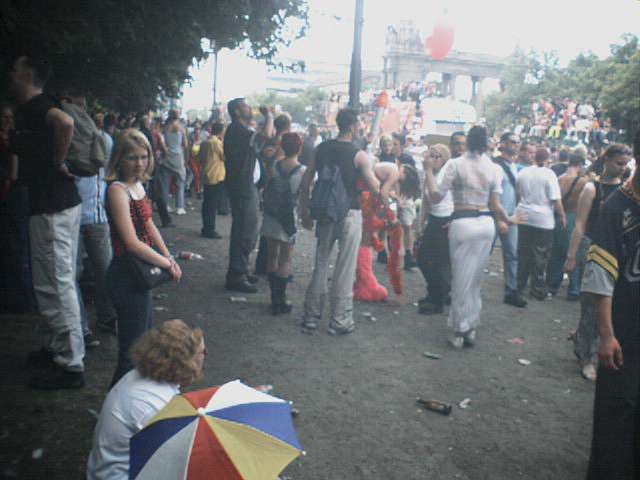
[274,114,292,134]
[392,132,407,147]
[130,320,204,386]
[106,128,155,182]
[519,141,529,152]
[429,143,452,163]
[466,125,488,154]
[18,54,52,88]
[281,132,303,157]
[450,131,466,143]
[227,98,245,121]
[211,122,224,136]
[400,164,421,199]
[602,143,632,162]
[568,152,585,167]
[558,149,570,162]
[167,109,179,122]
[534,147,550,165]
[104,113,116,130]
[499,132,516,143]
[336,108,359,134]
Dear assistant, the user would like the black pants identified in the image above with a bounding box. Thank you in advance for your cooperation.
[417,215,451,306]
[149,175,171,226]
[217,181,230,215]
[106,258,152,387]
[227,185,260,283]
[517,224,553,298]
[201,183,221,235]
[587,355,640,479]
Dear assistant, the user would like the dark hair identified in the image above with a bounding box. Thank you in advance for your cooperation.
[602,143,632,162]
[559,149,570,162]
[466,125,488,154]
[211,122,224,136]
[400,164,421,199]
[274,114,291,134]
[104,113,116,130]
[519,141,529,152]
[392,132,407,147]
[281,132,303,157]
[167,109,179,122]
[568,152,585,167]
[18,54,52,88]
[534,147,550,165]
[450,131,466,144]
[499,132,515,143]
[227,98,245,121]
[336,108,359,134]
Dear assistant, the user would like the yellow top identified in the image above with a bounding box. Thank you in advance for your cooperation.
[199,135,225,185]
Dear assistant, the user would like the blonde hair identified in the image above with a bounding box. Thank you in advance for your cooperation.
[130,319,204,386]
[379,134,392,149]
[105,128,155,182]
[429,143,451,162]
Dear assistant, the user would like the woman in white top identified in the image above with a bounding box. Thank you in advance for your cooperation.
[423,126,519,349]
[87,319,206,480]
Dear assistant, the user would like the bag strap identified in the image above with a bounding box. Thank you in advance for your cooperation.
[497,158,517,190]
[562,175,582,203]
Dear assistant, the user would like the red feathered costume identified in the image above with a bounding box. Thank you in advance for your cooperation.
[353,190,404,301]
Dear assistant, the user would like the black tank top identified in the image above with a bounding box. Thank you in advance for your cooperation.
[315,139,361,210]
[585,181,620,239]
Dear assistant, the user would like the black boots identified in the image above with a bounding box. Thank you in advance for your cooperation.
[268,273,292,315]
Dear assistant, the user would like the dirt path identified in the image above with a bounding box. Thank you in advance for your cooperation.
[0,203,593,479]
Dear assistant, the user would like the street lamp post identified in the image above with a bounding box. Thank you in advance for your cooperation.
[348,0,364,109]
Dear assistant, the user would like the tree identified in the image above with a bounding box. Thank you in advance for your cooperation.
[248,87,328,126]
[0,0,308,112]
[484,35,638,139]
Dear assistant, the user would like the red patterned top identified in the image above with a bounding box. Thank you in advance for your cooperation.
[109,184,154,258]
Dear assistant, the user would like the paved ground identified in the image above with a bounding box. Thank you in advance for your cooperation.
[0,200,594,479]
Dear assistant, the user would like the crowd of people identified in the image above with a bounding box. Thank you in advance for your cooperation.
[1,53,639,479]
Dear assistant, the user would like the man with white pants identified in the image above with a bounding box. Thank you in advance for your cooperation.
[10,54,85,389]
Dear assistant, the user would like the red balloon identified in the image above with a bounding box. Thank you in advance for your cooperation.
[425,20,454,60]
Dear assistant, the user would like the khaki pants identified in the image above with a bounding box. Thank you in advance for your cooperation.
[30,204,84,372]
[303,209,362,331]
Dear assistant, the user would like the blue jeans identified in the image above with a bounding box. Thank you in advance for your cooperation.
[547,213,576,295]
[498,223,518,296]
[158,165,185,210]
[106,257,153,387]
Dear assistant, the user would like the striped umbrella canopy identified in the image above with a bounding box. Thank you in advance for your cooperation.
[130,380,304,480]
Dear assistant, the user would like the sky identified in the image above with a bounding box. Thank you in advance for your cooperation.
[182,0,640,111]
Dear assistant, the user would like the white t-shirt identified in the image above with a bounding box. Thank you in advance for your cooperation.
[86,369,180,480]
[430,162,454,217]
[516,165,561,230]
[437,153,503,209]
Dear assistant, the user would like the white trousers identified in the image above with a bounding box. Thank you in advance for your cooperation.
[30,204,85,371]
[448,216,495,333]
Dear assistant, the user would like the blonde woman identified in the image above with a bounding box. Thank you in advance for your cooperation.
[87,320,205,480]
[105,129,181,386]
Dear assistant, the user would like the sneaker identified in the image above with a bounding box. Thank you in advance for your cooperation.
[301,321,318,335]
[176,208,187,215]
[463,329,476,347]
[581,363,597,382]
[246,274,259,285]
[504,293,528,308]
[225,280,258,294]
[84,333,100,349]
[201,231,222,239]
[447,334,464,349]
[327,324,355,336]
[29,364,85,390]
[166,206,175,213]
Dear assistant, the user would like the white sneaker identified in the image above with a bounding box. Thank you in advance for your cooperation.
[167,206,175,213]
[448,334,464,349]
[581,363,597,382]
[176,208,187,215]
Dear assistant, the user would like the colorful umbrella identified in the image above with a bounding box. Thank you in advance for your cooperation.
[130,379,304,480]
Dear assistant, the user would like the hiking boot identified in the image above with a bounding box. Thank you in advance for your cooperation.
[29,364,85,390]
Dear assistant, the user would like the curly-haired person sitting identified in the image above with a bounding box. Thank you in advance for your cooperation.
[87,320,206,480]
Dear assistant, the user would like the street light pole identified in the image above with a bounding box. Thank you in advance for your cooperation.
[348,0,364,109]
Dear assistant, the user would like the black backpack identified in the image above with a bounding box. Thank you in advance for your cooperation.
[264,162,302,236]
[309,158,351,223]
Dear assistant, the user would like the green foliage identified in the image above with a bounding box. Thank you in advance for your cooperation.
[0,0,308,112]
[484,35,639,138]
[247,87,328,126]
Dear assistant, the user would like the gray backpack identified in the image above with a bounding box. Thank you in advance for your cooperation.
[62,103,106,177]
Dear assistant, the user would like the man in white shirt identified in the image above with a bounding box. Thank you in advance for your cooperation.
[515,147,566,300]
[87,320,206,480]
